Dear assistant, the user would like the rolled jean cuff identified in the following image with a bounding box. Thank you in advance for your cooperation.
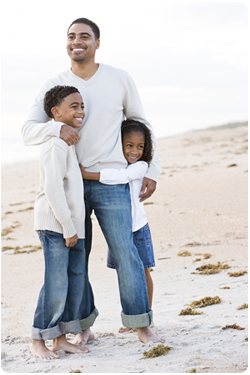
[32,319,82,341]
[121,309,153,328]
[59,319,82,335]
[80,307,99,330]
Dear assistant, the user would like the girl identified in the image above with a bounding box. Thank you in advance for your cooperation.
[80,119,155,331]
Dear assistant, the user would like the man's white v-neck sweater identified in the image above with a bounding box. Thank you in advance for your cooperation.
[34,137,85,239]
[22,64,161,181]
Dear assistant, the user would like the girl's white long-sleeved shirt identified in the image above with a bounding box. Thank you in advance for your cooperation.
[22,64,161,182]
[100,161,148,232]
[34,136,85,239]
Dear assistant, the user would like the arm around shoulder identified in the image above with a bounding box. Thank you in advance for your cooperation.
[22,80,63,146]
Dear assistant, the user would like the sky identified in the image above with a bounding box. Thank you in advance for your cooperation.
[1,0,248,140]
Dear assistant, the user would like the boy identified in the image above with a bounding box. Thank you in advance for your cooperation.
[30,85,98,359]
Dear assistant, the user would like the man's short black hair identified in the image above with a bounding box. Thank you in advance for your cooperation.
[68,18,100,40]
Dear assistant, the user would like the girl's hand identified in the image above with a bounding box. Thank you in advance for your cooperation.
[79,163,100,181]
[79,163,86,178]
[65,234,78,247]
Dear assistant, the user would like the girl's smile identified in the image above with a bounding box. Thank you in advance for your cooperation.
[122,131,145,164]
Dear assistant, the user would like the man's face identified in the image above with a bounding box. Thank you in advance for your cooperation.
[67,23,100,63]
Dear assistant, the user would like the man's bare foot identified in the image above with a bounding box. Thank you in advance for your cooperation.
[30,340,60,359]
[71,328,95,346]
[118,326,137,333]
[137,327,165,343]
[52,334,89,353]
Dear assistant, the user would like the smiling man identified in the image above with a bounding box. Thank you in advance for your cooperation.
[22,18,162,346]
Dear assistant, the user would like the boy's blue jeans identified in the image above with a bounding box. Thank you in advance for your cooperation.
[84,180,153,328]
[32,230,98,341]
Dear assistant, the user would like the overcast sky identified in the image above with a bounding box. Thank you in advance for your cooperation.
[1,0,248,138]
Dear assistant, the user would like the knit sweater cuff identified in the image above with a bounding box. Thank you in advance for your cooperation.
[62,220,77,239]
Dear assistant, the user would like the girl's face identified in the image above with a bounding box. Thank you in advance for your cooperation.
[122,131,145,164]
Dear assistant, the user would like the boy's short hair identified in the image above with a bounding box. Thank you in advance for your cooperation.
[67,18,100,40]
[44,85,80,119]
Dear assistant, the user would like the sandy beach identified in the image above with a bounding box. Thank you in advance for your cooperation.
[1,125,248,373]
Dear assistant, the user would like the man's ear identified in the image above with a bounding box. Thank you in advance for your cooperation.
[51,106,60,119]
[95,39,100,50]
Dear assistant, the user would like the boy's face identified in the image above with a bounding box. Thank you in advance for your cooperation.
[122,131,145,164]
[52,93,85,128]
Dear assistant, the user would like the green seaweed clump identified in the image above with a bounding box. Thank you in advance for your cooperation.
[190,296,221,309]
[222,324,245,330]
[203,253,211,259]
[18,206,34,212]
[2,245,42,254]
[70,370,81,373]
[179,307,203,316]
[178,250,191,257]
[194,262,230,275]
[1,227,14,237]
[228,271,247,277]
[237,303,248,310]
[143,344,171,358]
[189,369,196,373]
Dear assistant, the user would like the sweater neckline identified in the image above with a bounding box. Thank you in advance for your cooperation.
[69,63,102,86]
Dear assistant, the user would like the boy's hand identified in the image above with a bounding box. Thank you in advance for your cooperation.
[139,177,157,202]
[60,124,80,146]
[65,234,79,247]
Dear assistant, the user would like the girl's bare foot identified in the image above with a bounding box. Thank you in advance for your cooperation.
[71,328,94,346]
[118,326,137,333]
[52,334,89,353]
[119,321,154,333]
[137,327,165,343]
[30,340,60,359]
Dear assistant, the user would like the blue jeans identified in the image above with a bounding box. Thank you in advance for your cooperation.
[107,223,155,269]
[32,230,98,341]
[84,180,152,328]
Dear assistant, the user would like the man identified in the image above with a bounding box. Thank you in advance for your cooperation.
[22,18,162,345]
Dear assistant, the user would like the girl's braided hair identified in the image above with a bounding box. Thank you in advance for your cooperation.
[44,85,80,118]
[121,119,153,164]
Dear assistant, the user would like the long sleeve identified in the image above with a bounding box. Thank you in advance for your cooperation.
[123,73,161,181]
[42,143,77,238]
[100,162,148,185]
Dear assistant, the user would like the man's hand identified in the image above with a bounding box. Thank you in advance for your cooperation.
[139,177,157,202]
[60,124,80,146]
[65,234,79,247]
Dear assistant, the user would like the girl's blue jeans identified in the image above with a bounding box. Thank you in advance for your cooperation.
[84,180,153,328]
[32,230,98,341]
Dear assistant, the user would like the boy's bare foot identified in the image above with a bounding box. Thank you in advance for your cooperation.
[71,328,94,346]
[137,327,165,343]
[52,334,89,353]
[30,340,60,359]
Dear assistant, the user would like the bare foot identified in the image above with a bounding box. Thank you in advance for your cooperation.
[118,326,137,333]
[71,328,95,346]
[52,334,89,353]
[30,340,60,359]
[150,320,155,328]
[137,327,165,343]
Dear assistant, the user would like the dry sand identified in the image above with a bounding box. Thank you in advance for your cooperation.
[1,125,248,373]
